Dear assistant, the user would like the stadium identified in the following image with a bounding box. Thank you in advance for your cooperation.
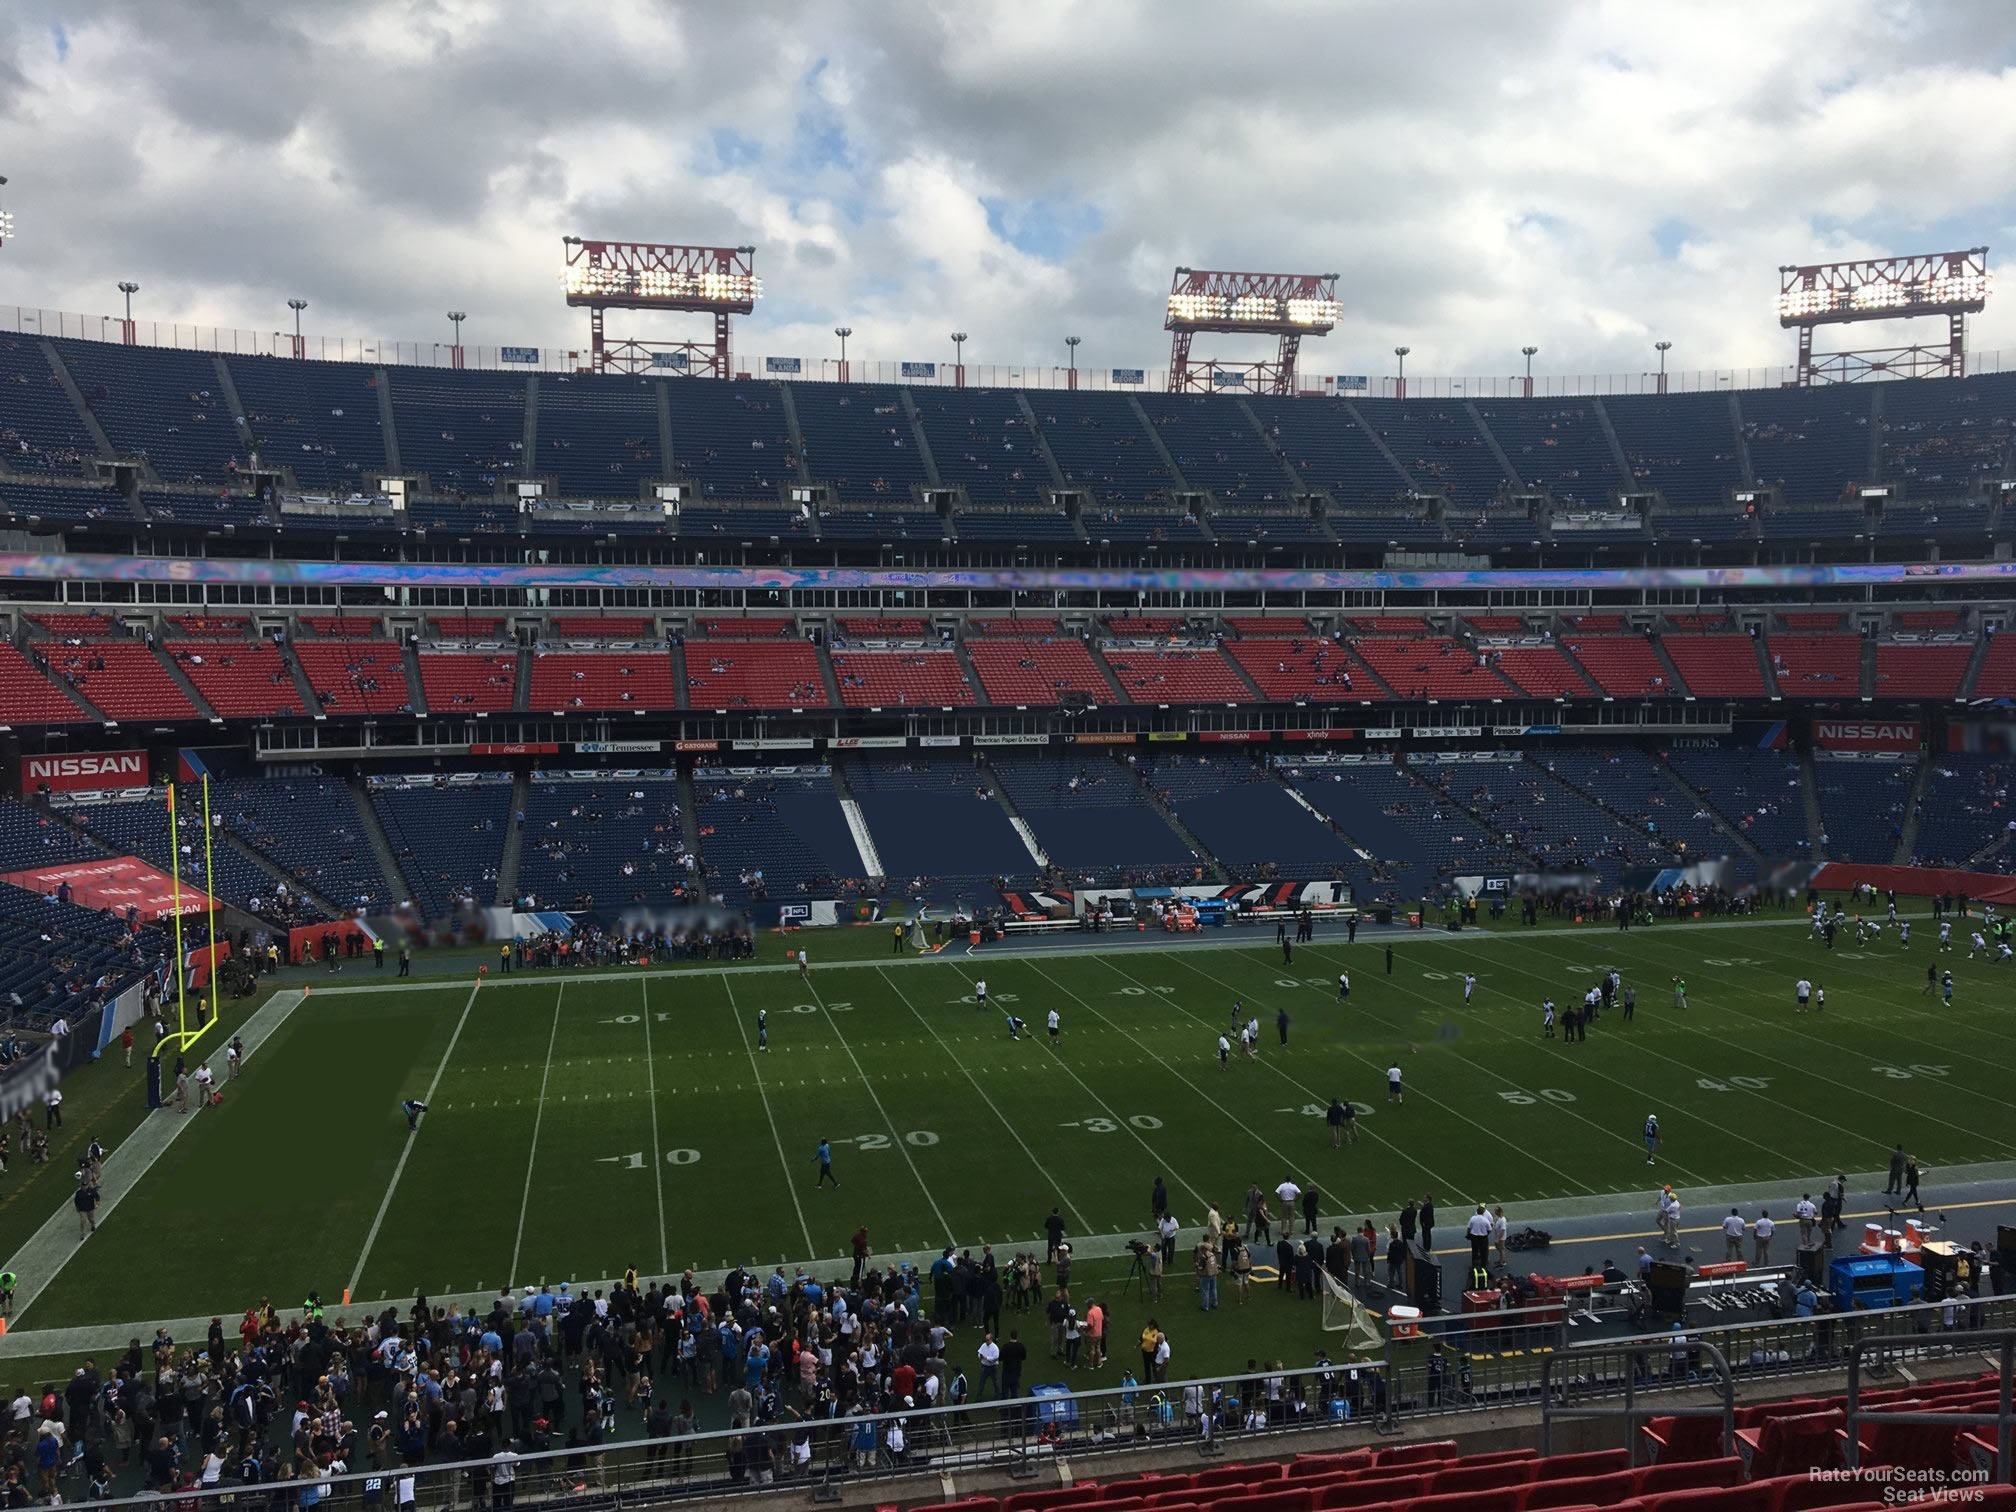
[3,8,2016,1509]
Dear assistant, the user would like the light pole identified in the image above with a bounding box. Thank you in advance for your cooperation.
[117,281,139,345]
[1393,345,1410,400]
[1655,339,1673,395]
[287,298,309,359]
[951,331,968,389]
[1065,335,1081,392]
[447,310,466,370]
[1521,345,1539,399]
[834,326,852,382]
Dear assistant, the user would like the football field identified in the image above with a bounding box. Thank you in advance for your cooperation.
[16,913,2016,1349]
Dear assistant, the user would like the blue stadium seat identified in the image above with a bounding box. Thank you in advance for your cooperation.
[227,354,389,491]
[385,369,525,495]
[1031,390,1175,504]
[1247,395,1412,507]
[1603,390,1743,507]
[793,384,931,503]
[914,388,1048,503]
[1134,392,1294,502]
[665,380,798,499]
[1742,386,1875,503]
[987,751,1195,884]
[1356,398,1509,510]
[518,775,690,909]
[1473,402,1624,504]
[1661,746,1811,862]
[846,755,1032,904]
[370,776,512,919]
[1145,753,1365,879]
[692,770,861,907]
[535,373,660,498]
[209,775,397,913]
[55,338,248,485]
[0,336,98,475]
[1811,754,1914,863]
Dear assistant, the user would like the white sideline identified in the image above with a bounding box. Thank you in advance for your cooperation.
[2,988,308,1328]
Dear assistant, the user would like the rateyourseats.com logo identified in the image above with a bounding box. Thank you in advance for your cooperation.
[1808,1466,1991,1503]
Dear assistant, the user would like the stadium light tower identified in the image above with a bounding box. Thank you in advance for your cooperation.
[1777,247,1990,385]
[1655,339,1673,395]
[287,298,308,360]
[1165,267,1340,394]
[446,310,466,370]
[1393,345,1411,401]
[117,282,139,346]
[561,237,760,377]
[951,331,968,389]
[834,325,852,382]
[1065,334,1081,391]
[1520,345,1539,398]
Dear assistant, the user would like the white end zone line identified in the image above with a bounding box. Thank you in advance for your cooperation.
[2,987,309,1328]
[346,978,485,1298]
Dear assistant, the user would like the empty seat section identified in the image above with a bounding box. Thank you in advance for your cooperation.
[693,770,862,905]
[227,354,388,490]
[1148,755,1365,878]
[847,756,1032,901]
[1227,639,1363,701]
[66,792,309,921]
[1247,395,1411,507]
[1767,634,1862,697]
[915,388,1047,503]
[0,336,98,474]
[428,615,505,639]
[954,506,1081,542]
[1205,505,1332,544]
[420,653,518,713]
[665,380,798,499]
[1603,390,1743,506]
[1473,401,1622,504]
[1910,754,2012,866]
[835,617,927,638]
[967,638,1111,705]
[1812,754,1915,862]
[1878,370,2016,492]
[30,612,118,637]
[793,384,930,502]
[0,882,160,1026]
[685,640,830,711]
[1664,635,1765,697]
[831,651,975,708]
[528,652,675,712]
[1663,746,1811,859]
[1491,645,1597,698]
[211,775,395,912]
[0,795,103,868]
[1082,507,1207,544]
[1743,386,1873,502]
[677,502,811,538]
[1873,642,1970,700]
[0,482,134,527]
[518,776,689,909]
[144,489,274,531]
[47,642,196,720]
[1359,398,1507,510]
[1420,755,1655,874]
[370,776,511,918]
[535,375,658,497]
[969,617,1060,636]
[169,641,304,717]
[55,338,246,484]
[293,642,415,716]
[1539,748,1737,861]
[0,645,86,724]
[1326,506,1446,545]
[815,504,946,541]
[1973,635,2016,698]
[386,369,524,494]
[300,616,384,638]
[1034,390,1173,503]
[551,616,654,638]
[1135,392,1292,502]
[167,615,254,638]
[1103,647,1254,703]
[1349,636,1510,700]
[1759,504,1867,542]
[987,752,1194,882]
[1286,759,1512,897]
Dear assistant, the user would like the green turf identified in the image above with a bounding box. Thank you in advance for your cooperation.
[16,912,2016,1386]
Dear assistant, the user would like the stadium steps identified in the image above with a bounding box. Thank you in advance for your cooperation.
[1892,755,1935,865]
[1728,392,1756,484]
[1124,394,1191,501]
[347,776,416,908]
[815,642,844,707]
[1754,634,1783,699]
[152,643,221,724]
[1115,749,1228,882]
[896,389,942,487]
[277,638,323,719]
[1652,754,1767,867]
[1011,391,1068,488]
[828,760,888,878]
[974,753,1050,868]
[1235,397,1311,495]
[1340,399,1420,490]
[493,771,528,906]
[1543,639,1608,698]
[520,374,540,478]
[373,367,401,474]
[208,355,262,481]
[1336,642,1400,700]
[1589,397,1637,490]
[1088,643,1133,703]
[218,825,346,920]
[1859,634,1877,700]
[20,640,114,724]
[1647,633,1691,698]
[1866,381,1885,481]
[1797,747,1830,858]
[1223,648,1268,702]
[1464,400,1523,491]
[674,767,711,893]
[774,382,813,486]
[37,338,120,468]
[950,636,986,706]
[1399,757,1546,874]
[401,641,430,718]
[1958,632,1992,701]
[667,641,690,712]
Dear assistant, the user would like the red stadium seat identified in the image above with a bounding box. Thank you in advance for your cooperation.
[1640,1415,1729,1463]
[0,644,88,724]
[967,636,1111,705]
[1104,646,1255,703]
[1426,1459,1541,1495]
[1736,1411,1842,1480]
[1370,1440,1458,1469]
[1207,1490,1313,1512]
[1641,1482,1777,1512]
[1632,1456,1745,1496]
[1665,633,1765,696]
[1526,1470,1639,1508]
[1399,1490,1524,1512]
[1565,635,1675,697]
[1317,1474,1428,1507]
[1535,1449,1632,1480]
[1287,1451,1376,1480]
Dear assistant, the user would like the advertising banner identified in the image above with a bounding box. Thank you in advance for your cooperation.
[900,362,936,378]
[829,736,910,750]
[1111,368,1145,384]
[765,357,802,374]
[1814,719,1922,752]
[1066,732,1135,745]
[0,857,217,920]
[574,740,662,754]
[470,742,560,756]
[499,346,540,364]
[21,749,148,794]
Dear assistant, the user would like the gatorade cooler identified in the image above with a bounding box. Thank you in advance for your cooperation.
[1861,1223,1885,1254]
[1388,1304,1422,1339]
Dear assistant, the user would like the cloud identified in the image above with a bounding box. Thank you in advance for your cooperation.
[3,0,2016,385]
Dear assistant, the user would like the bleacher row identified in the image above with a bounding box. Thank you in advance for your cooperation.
[7,330,2016,521]
[910,1369,2016,1512]
[0,610,2001,720]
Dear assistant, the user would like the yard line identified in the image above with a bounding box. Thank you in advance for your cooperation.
[801,976,956,1242]
[875,966,1091,1235]
[507,981,568,1287]
[639,977,669,1275]
[723,977,816,1258]
[348,979,486,1299]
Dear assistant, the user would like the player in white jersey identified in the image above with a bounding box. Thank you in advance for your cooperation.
[1462,973,1477,1003]
[1939,921,1953,951]
[1794,977,1811,1012]
[1899,921,1910,947]
[1970,932,1989,959]
[1541,999,1555,1039]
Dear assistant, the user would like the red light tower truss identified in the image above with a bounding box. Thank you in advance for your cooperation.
[1165,267,1340,394]
[562,238,761,376]
[1777,248,1990,385]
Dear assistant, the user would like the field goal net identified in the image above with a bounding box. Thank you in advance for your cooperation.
[1320,1267,1386,1354]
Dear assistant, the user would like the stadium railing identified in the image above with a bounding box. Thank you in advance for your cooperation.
[59,1294,2016,1511]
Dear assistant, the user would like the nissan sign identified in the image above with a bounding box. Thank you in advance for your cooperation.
[21,750,149,794]
[1814,720,1921,752]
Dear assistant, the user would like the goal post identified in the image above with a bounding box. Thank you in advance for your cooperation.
[153,775,223,1064]
[1320,1266,1388,1355]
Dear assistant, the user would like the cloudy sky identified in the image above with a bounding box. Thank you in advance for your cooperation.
[4,0,2016,385]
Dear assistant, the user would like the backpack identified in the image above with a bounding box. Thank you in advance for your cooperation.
[1506,1227,1553,1251]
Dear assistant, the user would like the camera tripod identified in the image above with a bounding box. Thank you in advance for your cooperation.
[1125,1245,1151,1298]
